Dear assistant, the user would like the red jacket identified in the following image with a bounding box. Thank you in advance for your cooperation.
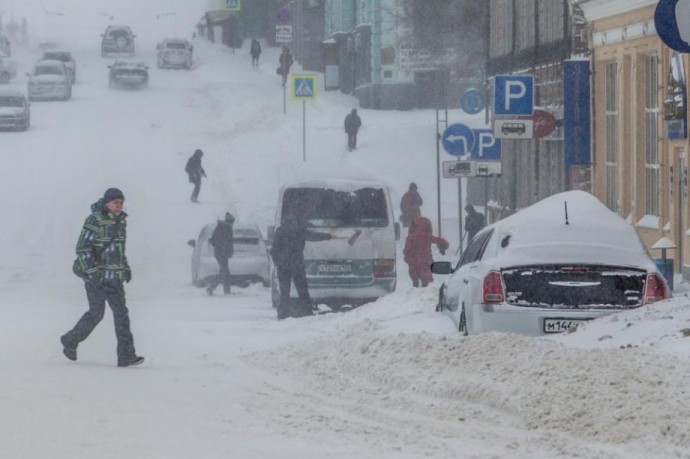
[404,217,449,283]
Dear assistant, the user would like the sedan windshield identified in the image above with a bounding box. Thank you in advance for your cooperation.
[43,53,71,62]
[34,66,63,76]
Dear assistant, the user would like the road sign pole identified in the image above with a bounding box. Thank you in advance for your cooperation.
[303,101,306,162]
[283,81,286,114]
[436,110,442,237]
[458,177,463,254]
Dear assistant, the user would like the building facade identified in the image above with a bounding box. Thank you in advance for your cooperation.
[581,0,690,277]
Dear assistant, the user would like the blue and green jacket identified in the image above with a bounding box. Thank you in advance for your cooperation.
[73,199,130,284]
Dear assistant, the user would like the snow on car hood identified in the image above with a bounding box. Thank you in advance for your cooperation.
[483,190,657,271]
[0,107,25,116]
[30,75,66,83]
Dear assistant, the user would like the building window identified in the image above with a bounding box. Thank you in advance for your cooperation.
[605,62,619,212]
[645,54,660,216]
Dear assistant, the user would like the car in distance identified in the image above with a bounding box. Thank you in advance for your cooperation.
[40,49,76,83]
[188,222,270,287]
[108,60,149,88]
[156,38,193,69]
[432,190,670,336]
[0,55,17,83]
[0,90,30,131]
[27,60,72,101]
[101,25,135,57]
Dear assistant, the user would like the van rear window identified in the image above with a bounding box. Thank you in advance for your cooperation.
[282,187,388,227]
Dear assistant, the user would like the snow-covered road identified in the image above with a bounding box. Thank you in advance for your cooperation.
[1,38,689,458]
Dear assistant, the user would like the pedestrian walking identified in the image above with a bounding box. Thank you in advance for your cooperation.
[62,188,144,367]
[404,216,448,288]
[277,47,293,87]
[465,204,486,243]
[185,148,207,203]
[269,215,333,319]
[250,39,261,67]
[400,182,423,228]
[207,212,235,295]
[344,108,362,151]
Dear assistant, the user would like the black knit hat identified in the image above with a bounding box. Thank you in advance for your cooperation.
[224,212,235,222]
[103,188,125,203]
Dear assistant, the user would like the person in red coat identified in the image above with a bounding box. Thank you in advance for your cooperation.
[404,216,449,287]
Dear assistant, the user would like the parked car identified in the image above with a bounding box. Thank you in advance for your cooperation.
[156,38,193,69]
[0,90,30,131]
[101,25,135,57]
[432,190,670,336]
[108,60,149,88]
[40,50,76,83]
[27,60,72,101]
[0,55,17,83]
[188,222,270,287]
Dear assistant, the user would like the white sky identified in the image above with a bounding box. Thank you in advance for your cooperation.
[1,7,690,458]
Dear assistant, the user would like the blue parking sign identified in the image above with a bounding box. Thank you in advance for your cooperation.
[494,75,534,116]
[470,130,501,160]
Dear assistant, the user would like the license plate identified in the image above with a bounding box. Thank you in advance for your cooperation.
[543,318,592,334]
[317,264,351,274]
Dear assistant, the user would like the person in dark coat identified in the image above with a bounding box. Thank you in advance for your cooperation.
[278,47,293,87]
[465,204,486,243]
[270,215,332,319]
[250,39,261,67]
[400,182,423,228]
[185,149,207,203]
[404,216,448,288]
[344,108,362,151]
[62,188,144,367]
[207,212,235,295]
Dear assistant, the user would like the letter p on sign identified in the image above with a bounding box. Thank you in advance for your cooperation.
[494,75,534,116]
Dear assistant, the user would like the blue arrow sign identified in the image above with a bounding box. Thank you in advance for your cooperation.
[460,88,485,114]
[442,124,475,157]
[655,0,690,53]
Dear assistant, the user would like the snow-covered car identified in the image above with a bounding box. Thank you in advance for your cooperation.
[188,222,270,287]
[101,25,135,57]
[432,191,670,336]
[40,50,76,83]
[108,60,149,88]
[156,38,193,69]
[0,90,30,131]
[27,60,72,101]
[0,55,17,83]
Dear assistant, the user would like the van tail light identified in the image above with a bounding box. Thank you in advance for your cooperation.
[373,259,396,278]
[643,273,667,304]
[483,271,504,304]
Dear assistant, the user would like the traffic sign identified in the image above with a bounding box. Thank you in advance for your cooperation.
[476,161,502,176]
[655,0,690,53]
[276,7,293,25]
[460,88,485,114]
[519,109,557,138]
[442,161,476,178]
[469,130,501,160]
[224,0,241,12]
[276,25,292,43]
[442,123,475,157]
[493,119,534,139]
[291,74,317,101]
[494,75,534,115]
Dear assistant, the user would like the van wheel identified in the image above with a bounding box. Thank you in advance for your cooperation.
[459,304,468,336]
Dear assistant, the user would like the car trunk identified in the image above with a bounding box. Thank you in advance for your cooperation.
[502,265,647,309]
[233,237,260,256]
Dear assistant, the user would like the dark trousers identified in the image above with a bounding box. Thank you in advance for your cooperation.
[63,282,136,362]
[208,254,231,294]
[190,179,201,202]
[276,264,312,318]
[347,132,358,150]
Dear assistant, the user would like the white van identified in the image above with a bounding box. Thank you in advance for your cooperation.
[269,179,400,308]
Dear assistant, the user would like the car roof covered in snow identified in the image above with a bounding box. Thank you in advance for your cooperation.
[281,178,388,193]
[33,59,65,69]
[480,190,657,270]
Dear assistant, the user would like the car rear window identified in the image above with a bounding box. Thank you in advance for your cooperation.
[502,265,647,309]
[166,43,187,49]
[34,65,63,76]
[0,96,25,107]
[43,52,70,61]
[282,187,389,228]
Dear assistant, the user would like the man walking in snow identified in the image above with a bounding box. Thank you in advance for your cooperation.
[185,149,207,203]
[464,204,486,243]
[344,108,362,151]
[207,212,235,295]
[62,188,144,367]
[278,47,293,87]
[250,39,261,67]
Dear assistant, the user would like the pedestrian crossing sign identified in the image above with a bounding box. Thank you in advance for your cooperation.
[223,0,241,11]
[291,74,317,101]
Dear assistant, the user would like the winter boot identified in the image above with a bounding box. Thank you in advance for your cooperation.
[60,335,77,361]
[118,356,145,367]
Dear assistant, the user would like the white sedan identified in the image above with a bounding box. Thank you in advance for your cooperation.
[432,190,670,336]
[27,60,72,101]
